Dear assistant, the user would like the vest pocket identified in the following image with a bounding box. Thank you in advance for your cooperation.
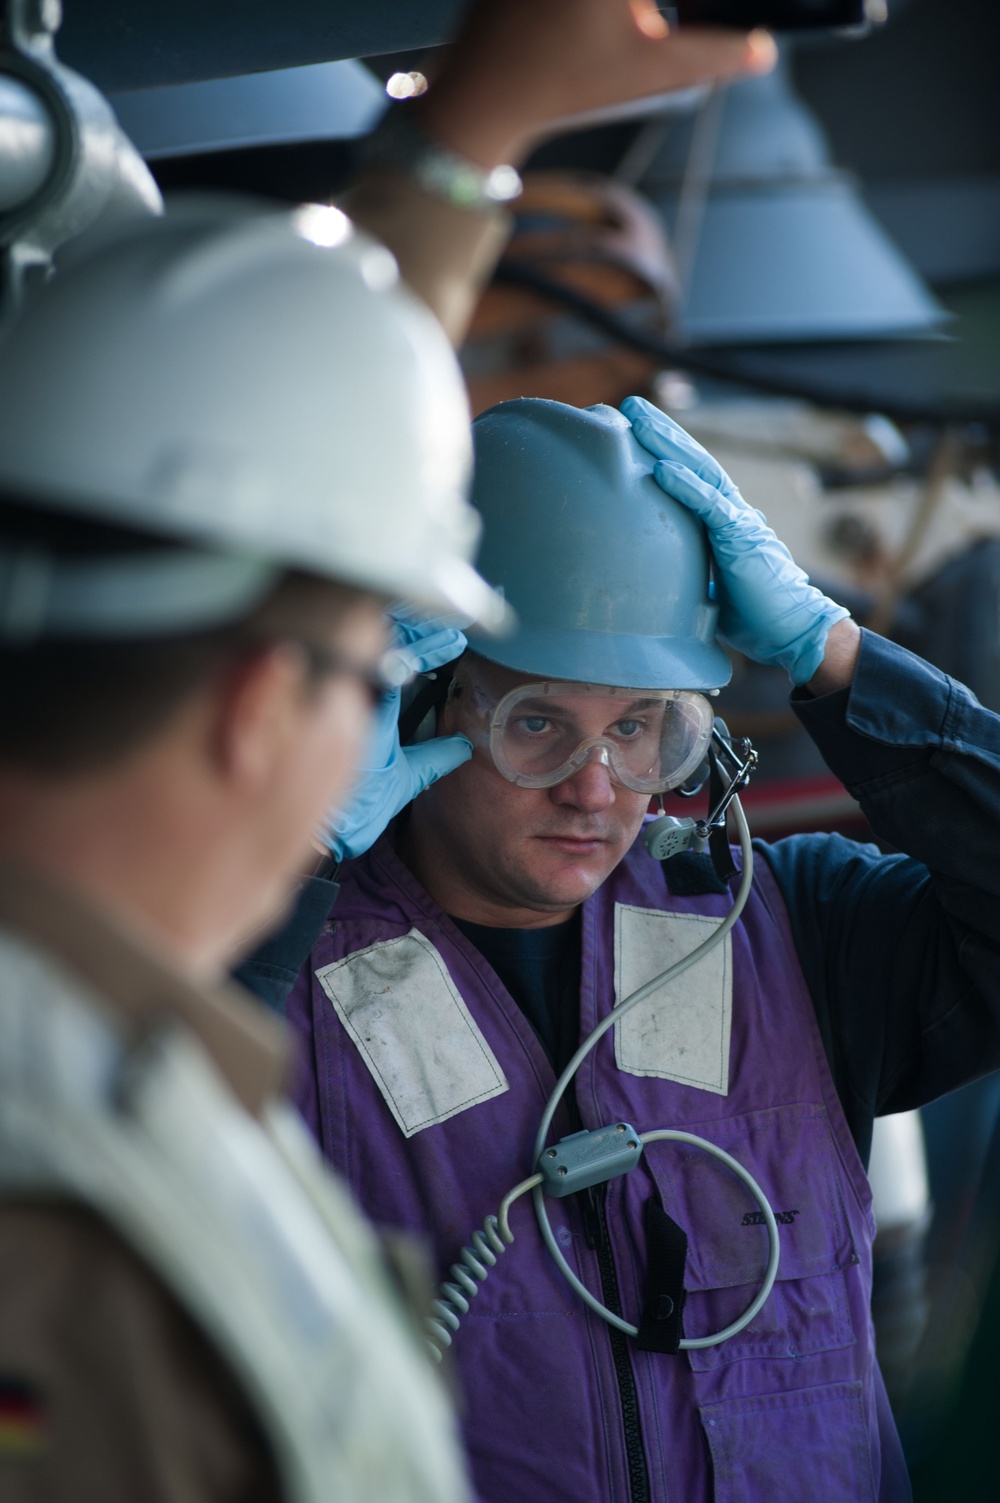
[699,1381,877,1502]
[643,1103,863,1370]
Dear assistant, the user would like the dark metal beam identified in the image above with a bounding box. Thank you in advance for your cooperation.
[57,0,466,93]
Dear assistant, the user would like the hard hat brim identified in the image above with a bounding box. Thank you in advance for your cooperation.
[466,622,731,691]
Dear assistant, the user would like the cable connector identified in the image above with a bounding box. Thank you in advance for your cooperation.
[643,814,708,861]
[536,1123,644,1198]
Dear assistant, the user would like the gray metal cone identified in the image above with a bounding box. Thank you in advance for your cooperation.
[642,59,945,345]
[655,174,947,345]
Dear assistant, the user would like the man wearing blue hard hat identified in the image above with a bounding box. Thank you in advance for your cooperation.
[286,395,1000,1503]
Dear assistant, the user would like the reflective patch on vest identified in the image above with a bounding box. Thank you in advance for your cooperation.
[613,906,732,1096]
[316,929,509,1137]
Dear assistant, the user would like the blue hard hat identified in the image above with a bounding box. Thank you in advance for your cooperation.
[466,399,732,691]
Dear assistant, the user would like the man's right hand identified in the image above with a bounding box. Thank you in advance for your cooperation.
[319,613,471,863]
[417,0,777,171]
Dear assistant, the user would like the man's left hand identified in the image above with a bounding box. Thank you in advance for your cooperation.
[623,395,852,688]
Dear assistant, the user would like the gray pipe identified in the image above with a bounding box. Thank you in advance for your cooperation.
[0,73,55,212]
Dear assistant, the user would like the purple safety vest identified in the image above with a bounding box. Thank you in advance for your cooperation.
[286,832,910,1503]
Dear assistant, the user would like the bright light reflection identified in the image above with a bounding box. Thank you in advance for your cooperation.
[386,71,428,100]
[293,204,353,249]
[359,245,399,292]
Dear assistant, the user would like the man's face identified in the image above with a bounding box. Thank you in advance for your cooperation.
[234,594,389,950]
[403,657,655,928]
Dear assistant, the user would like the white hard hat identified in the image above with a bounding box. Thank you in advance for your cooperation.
[0,197,506,635]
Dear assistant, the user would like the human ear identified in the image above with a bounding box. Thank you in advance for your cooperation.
[436,677,467,738]
[209,642,308,795]
[437,697,458,738]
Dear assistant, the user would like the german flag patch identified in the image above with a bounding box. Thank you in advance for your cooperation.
[0,1379,46,1458]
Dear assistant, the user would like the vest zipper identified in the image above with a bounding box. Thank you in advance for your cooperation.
[581,1185,651,1503]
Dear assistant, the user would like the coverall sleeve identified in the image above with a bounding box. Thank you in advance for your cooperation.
[0,1202,281,1503]
[233,875,339,1016]
[760,628,1000,1161]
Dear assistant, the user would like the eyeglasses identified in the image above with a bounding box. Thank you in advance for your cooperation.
[295,641,418,707]
[463,678,715,794]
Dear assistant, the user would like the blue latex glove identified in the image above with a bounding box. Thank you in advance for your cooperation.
[622,395,850,686]
[320,611,471,861]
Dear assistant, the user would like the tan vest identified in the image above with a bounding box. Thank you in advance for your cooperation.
[0,863,470,1503]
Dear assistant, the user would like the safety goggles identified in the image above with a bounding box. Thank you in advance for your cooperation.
[476,680,715,794]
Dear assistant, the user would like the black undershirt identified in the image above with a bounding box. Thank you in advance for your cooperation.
[451,911,583,1077]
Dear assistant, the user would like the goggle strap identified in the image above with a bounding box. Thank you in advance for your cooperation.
[399,664,456,745]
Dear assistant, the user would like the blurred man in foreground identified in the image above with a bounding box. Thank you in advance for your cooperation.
[0,197,497,1502]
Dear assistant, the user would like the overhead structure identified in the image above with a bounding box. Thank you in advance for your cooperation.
[108,58,386,160]
[0,0,160,316]
[57,0,466,93]
[641,57,945,346]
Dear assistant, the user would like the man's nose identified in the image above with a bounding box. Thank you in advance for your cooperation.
[549,752,617,812]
